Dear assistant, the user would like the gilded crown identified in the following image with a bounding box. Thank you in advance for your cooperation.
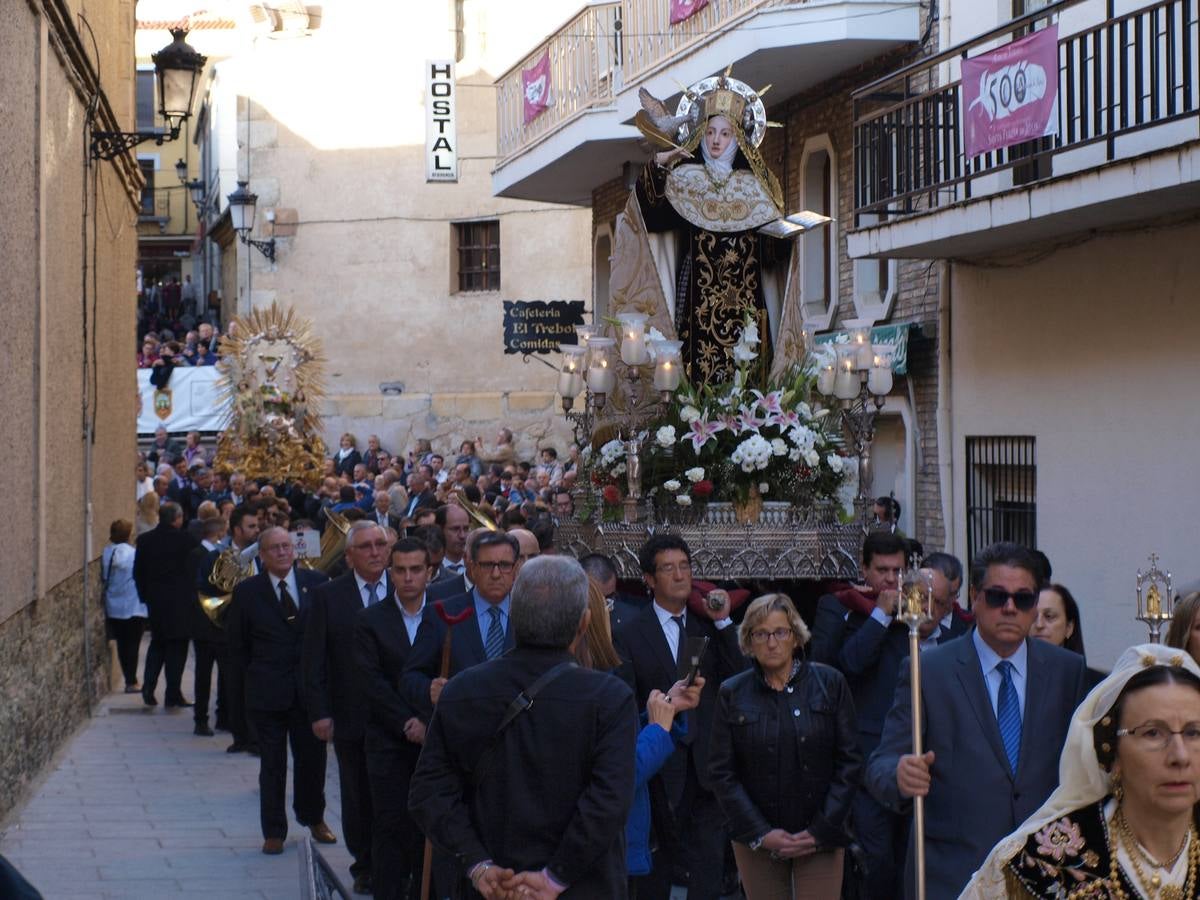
[701,81,747,127]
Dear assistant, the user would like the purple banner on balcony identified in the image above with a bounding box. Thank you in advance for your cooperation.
[670,0,710,24]
[523,51,553,124]
[962,25,1059,158]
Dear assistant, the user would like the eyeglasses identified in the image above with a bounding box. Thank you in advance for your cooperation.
[351,540,391,551]
[656,562,692,576]
[478,560,515,574]
[981,588,1039,611]
[261,544,292,555]
[750,628,794,644]
[1117,721,1200,751]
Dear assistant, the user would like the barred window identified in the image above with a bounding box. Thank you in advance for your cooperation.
[454,220,500,293]
[965,436,1036,569]
[139,160,156,216]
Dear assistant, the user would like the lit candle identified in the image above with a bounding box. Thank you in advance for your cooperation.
[816,362,835,396]
[652,340,683,391]
[557,345,587,399]
[586,337,616,394]
[617,313,649,366]
[834,347,859,400]
[801,321,818,354]
[868,352,893,396]
[850,325,873,369]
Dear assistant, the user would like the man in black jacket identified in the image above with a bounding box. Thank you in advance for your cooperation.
[612,534,747,900]
[227,526,332,855]
[134,501,199,707]
[189,517,231,736]
[302,520,393,894]
[409,556,636,899]
[355,537,437,900]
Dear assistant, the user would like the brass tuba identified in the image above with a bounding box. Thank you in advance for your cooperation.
[299,505,352,573]
[199,542,258,626]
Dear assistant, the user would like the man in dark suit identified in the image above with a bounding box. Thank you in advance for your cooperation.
[865,542,1089,900]
[409,556,636,899]
[355,537,437,900]
[403,469,437,520]
[402,530,520,722]
[302,520,393,894]
[189,517,231,736]
[579,553,645,631]
[612,534,746,900]
[227,525,333,855]
[368,491,402,532]
[133,501,200,707]
[839,551,970,899]
[433,503,470,583]
[809,530,908,666]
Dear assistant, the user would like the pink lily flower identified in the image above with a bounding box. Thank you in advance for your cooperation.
[686,416,726,452]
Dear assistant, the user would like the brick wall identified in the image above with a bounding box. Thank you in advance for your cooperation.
[591,39,948,551]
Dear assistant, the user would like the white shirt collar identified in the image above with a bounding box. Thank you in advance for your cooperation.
[652,600,686,628]
[268,568,298,601]
[353,571,385,606]
[973,628,1028,678]
[398,593,426,620]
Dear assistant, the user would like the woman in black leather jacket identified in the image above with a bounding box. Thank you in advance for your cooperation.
[708,593,861,899]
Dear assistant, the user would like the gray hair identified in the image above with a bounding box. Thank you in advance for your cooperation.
[158,501,183,527]
[921,551,963,586]
[510,556,588,650]
[346,519,386,547]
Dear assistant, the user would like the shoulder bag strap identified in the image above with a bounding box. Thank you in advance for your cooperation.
[471,661,577,787]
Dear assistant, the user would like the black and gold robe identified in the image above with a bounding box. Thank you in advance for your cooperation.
[635,157,786,385]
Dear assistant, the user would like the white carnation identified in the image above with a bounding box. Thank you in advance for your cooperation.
[675,495,692,507]
[758,482,770,494]
[803,448,820,467]
[663,479,681,492]
[826,454,845,474]
[684,467,705,483]
[655,425,677,448]
[770,438,787,457]
[679,406,701,424]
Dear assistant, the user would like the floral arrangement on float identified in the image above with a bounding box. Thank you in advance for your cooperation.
[577,316,850,525]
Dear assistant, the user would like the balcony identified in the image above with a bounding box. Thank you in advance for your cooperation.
[848,0,1200,260]
[494,0,922,204]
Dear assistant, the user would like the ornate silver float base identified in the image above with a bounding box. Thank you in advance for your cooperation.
[557,501,863,582]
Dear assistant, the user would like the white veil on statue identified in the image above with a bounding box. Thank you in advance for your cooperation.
[960,643,1200,898]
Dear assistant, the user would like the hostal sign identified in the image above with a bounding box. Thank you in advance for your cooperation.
[425,60,457,182]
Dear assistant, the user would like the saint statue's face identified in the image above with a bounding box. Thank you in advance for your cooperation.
[705,115,736,160]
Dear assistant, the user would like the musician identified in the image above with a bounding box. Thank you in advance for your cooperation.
[227,526,332,855]
[302,521,393,894]
[355,537,437,900]
[189,517,230,737]
[214,504,262,755]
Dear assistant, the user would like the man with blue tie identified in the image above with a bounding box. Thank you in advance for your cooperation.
[303,520,394,894]
[865,542,1088,899]
[227,526,331,856]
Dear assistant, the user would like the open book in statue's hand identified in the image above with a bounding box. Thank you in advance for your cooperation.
[757,210,833,238]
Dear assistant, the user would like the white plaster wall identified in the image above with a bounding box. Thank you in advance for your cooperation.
[949,220,1200,669]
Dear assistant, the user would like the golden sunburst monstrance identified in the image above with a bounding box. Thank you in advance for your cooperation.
[212,302,327,487]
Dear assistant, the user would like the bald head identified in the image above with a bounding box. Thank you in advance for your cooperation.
[508,528,539,566]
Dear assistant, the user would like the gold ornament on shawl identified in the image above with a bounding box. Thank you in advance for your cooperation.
[213,302,327,487]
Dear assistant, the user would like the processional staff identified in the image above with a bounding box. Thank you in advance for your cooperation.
[896,565,935,900]
[1135,553,1174,643]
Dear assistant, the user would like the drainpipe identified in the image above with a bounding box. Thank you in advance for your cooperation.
[936,260,954,554]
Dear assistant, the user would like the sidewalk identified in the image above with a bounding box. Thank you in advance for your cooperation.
[0,643,354,899]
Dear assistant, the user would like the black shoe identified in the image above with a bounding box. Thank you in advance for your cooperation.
[165,698,194,708]
[194,723,215,736]
[124,684,141,694]
[352,873,372,895]
[142,690,158,707]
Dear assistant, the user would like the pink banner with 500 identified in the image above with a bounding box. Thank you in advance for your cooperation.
[962,25,1060,158]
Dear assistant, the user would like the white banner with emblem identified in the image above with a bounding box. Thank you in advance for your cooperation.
[137,366,229,435]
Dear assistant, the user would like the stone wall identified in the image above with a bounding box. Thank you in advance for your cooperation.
[0,565,108,822]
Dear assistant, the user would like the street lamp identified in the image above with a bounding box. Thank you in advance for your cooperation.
[186,179,207,210]
[175,158,188,184]
[91,29,207,160]
[227,180,277,263]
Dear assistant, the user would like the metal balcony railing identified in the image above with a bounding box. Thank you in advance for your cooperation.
[495,2,622,164]
[852,0,1200,225]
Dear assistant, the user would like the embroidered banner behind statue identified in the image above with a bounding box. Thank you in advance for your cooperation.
[522,51,552,124]
[961,25,1059,158]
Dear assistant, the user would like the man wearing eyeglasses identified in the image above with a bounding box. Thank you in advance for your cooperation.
[402,530,521,721]
[302,520,394,894]
[612,534,747,900]
[865,541,1088,899]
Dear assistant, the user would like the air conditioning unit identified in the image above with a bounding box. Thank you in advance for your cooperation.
[247,1,312,36]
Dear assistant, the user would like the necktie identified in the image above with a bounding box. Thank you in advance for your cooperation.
[996,660,1022,774]
[278,580,299,623]
[671,615,687,667]
[485,606,505,660]
[366,582,380,606]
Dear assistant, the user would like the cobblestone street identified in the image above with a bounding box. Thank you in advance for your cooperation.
[0,645,352,899]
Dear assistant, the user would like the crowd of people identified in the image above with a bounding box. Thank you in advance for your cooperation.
[105,425,1200,900]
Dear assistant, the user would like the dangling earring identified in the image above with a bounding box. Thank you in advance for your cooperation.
[1111,771,1124,804]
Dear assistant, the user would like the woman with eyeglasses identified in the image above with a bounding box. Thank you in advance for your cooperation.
[708,593,861,899]
[964,644,1200,899]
